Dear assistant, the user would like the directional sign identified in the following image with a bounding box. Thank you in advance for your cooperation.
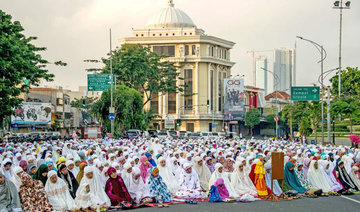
[13,123,18,131]
[291,86,320,101]
[108,113,115,121]
[87,74,113,91]
[32,125,36,131]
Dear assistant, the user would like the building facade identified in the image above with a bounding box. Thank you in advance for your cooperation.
[273,49,296,93]
[119,0,235,132]
[255,57,268,95]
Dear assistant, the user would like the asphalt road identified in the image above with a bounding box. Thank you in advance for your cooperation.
[118,194,360,212]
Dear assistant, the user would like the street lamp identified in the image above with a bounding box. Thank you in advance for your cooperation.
[317,67,340,144]
[261,67,280,138]
[333,1,351,98]
[296,36,327,144]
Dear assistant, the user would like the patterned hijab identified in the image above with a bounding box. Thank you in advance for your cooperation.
[147,167,172,203]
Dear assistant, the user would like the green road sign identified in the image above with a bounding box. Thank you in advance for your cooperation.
[87,74,113,91]
[291,86,320,101]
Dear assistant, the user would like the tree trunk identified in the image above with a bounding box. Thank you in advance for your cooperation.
[314,127,318,143]
[350,116,353,133]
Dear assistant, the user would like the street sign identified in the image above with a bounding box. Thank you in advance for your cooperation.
[108,113,115,121]
[291,86,320,101]
[274,116,279,122]
[165,114,175,129]
[109,107,115,114]
[212,123,215,128]
[87,74,113,91]
[13,123,18,130]
[32,125,36,131]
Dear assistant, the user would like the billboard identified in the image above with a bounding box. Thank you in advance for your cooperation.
[11,102,52,125]
[224,78,245,121]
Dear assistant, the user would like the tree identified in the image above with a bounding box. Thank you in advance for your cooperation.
[85,44,189,107]
[331,97,359,133]
[330,67,360,98]
[308,101,322,142]
[0,10,65,122]
[245,108,261,135]
[282,101,313,137]
[92,84,152,135]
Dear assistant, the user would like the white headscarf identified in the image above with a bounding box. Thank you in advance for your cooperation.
[349,166,360,189]
[45,170,77,211]
[307,160,332,192]
[1,158,13,179]
[127,167,151,204]
[230,161,257,196]
[10,166,23,190]
[75,166,111,208]
[157,157,179,193]
[192,156,211,191]
[209,163,239,198]
[121,163,133,189]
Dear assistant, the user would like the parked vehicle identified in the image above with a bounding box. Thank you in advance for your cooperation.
[179,131,189,139]
[187,132,201,139]
[148,130,158,138]
[125,130,139,139]
[157,130,170,139]
[168,130,180,139]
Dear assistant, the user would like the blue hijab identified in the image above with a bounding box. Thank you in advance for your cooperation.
[145,153,157,167]
[209,185,222,202]
[284,162,306,194]
[328,153,334,162]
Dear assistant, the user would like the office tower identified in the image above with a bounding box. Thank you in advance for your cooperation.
[255,57,268,95]
[273,48,296,93]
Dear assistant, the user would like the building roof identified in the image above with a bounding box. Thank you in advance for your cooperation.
[265,91,291,101]
[145,0,196,29]
[30,88,57,92]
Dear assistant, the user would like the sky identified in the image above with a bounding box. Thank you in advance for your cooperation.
[2,0,359,91]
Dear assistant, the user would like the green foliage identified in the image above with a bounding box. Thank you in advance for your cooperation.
[0,10,64,120]
[92,84,152,134]
[245,108,261,134]
[330,67,360,98]
[85,44,189,106]
[331,97,359,133]
[281,101,321,139]
[71,97,97,109]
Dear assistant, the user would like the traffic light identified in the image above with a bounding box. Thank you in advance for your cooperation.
[176,120,181,126]
[82,99,86,108]
[207,100,210,107]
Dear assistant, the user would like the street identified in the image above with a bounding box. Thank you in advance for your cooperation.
[130,195,360,212]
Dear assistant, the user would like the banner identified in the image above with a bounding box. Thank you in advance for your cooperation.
[11,102,52,125]
[224,78,245,121]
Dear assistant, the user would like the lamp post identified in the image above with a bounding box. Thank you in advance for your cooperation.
[296,36,327,144]
[333,1,351,98]
[318,67,340,144]
[261,68,279,138]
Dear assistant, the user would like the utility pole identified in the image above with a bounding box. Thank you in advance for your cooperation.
[109,29,114,135]
[327,87,331,144]
[321,46,324,144]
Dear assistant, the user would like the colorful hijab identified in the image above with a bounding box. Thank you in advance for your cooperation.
[205,157,215,173]
[147,167,172,203]
[105,167,133,205]
[139,156,152,183]
[145,153,157,167]
[214,178,229,199]
[284,162,306,193]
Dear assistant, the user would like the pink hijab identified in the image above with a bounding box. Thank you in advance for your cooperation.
[214,178,229,199]
[139,156,152,183]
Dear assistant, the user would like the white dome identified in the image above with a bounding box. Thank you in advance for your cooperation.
[145,0,196,29]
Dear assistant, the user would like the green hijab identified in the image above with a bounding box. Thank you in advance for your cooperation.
[32,164,48,186]
[284,162,306,194]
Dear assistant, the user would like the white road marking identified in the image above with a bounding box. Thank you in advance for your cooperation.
[341,195,360,204]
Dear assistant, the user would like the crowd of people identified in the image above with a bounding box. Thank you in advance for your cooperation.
[1,136,360,211]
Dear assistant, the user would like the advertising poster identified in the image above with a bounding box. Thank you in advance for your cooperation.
[11,102,52,125]
[224,78,245,121]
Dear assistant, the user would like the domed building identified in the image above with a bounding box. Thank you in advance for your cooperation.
[119,0,235,132]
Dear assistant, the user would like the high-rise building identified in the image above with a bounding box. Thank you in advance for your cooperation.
[255,57,268,95]
[273,48,296,93]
